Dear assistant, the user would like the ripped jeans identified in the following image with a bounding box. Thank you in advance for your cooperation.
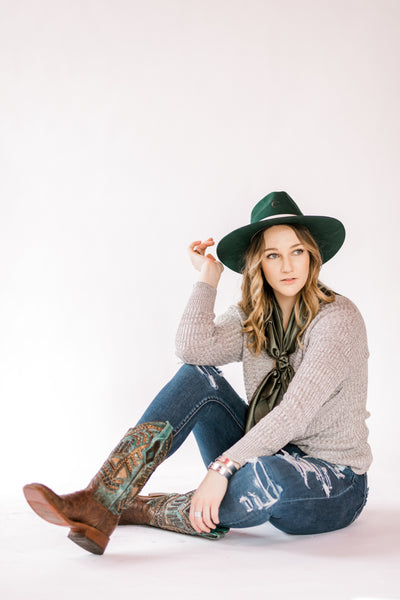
[138,363,368,534]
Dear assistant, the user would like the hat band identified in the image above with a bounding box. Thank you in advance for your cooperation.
[259,213,298,222]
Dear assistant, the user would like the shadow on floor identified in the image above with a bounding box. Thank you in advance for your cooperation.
[221,505,400,560]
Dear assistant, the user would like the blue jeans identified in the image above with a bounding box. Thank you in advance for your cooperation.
[138,364,368,534]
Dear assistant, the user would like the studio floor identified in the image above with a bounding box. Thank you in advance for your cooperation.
[1,490,399,600]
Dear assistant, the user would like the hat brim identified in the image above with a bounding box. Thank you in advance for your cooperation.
[216,215,345,273]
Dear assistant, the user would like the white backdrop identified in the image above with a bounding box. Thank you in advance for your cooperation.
[0,0,399,502]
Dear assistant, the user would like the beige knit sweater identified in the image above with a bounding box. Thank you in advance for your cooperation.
[175,282,372,474]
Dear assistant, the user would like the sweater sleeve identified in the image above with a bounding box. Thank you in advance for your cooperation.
[175,281,244,366]
[224,303,359,466]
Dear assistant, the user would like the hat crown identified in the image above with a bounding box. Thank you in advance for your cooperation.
[251,191,303,224]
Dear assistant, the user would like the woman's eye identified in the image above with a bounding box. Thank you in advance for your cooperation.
[293,248,304,255]
[266,253,278,259]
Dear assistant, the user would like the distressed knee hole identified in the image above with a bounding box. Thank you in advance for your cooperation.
[195,366,221,390]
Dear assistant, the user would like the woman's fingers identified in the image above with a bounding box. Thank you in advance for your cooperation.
[190,503,218,533]
[190,499,217,533]
[189,238,215,255]
[201,505,215,530]
[211,502,220,525]
[189,240,202,250]
[190,504,209,533]
[189,497,201,532]
[187,238,220,274]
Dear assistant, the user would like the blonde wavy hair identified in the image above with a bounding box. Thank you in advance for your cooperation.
[238,224,335,355]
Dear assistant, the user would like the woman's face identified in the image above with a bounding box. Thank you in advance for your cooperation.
[260,225,310,305]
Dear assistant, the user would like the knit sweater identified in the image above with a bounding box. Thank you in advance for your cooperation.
[175,282,372,474]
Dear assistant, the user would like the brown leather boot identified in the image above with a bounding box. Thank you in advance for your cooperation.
[23,421,173,555]
[119,492,229,540]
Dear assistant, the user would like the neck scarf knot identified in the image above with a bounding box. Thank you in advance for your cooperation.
[244,296,303,433]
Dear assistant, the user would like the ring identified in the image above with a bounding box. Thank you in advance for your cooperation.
[194,511,203,518]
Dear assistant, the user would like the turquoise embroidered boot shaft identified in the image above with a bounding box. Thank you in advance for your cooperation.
[118,491,229,540]
[23,421,173,555]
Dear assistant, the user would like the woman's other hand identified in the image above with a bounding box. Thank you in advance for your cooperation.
[188,238,224,288]
[189,469,228,534]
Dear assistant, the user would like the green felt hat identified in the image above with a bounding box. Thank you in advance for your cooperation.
[216,191,345,273]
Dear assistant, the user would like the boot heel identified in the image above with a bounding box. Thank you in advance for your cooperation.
[68,524,110,555]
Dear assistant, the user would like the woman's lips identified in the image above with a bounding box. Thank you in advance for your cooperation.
[281,278,297,284]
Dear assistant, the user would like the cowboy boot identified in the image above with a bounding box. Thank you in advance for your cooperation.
[23,421,173,555]
[118,491,229,540]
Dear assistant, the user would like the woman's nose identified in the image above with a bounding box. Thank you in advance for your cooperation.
[281,256,293,272]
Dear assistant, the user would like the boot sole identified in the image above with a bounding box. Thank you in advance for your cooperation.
[23,484,109,555]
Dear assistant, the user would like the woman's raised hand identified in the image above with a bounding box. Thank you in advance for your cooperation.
[188,238,217,270]
[188,238,224,288]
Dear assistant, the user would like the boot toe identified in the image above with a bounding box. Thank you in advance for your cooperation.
[23,483,70,526]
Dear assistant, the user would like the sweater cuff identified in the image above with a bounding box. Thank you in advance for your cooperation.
[187,281,217,311]
[223,434,275,468]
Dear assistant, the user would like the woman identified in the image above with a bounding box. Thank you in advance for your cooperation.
[23,191,372,554]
